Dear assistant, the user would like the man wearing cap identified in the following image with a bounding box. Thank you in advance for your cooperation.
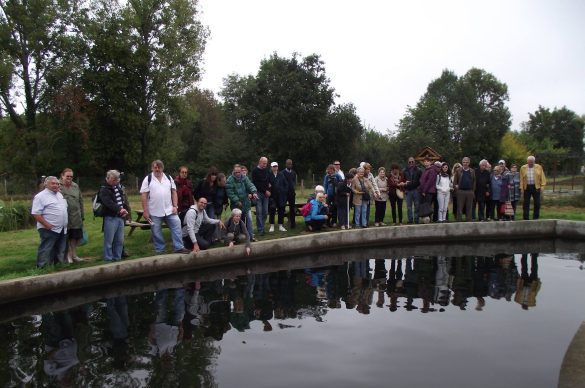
[268,161,289,232]
[252,156,271,235]
[282,159,297,228]
[520,156,546,220]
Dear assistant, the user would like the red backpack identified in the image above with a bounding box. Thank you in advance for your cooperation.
[300,202,312,217]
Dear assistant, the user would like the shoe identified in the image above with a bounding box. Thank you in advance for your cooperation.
[380,222,387,226]
[347,225,352,229]
[122,250,130,258]
[269,225,275,233]
[251,238,258,242]
[174,248,191,254]
[72,256,85,263]
[278,224,287,232]
[374,222,380,227]
[341,225,346,230]
[259,230,265,236]
[331,223,337,228]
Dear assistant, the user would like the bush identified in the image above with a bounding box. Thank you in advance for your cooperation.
[0,200,35,231]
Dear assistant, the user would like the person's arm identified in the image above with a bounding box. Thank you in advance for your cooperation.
[171,189,178,215]
[540,166,547,188]
[79,186,84,221]
[32,214,53,230]
[141,192,150,221]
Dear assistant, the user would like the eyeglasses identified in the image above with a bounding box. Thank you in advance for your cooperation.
[180,171,188,174]
[334,163,340,166]
[408,161,415,164]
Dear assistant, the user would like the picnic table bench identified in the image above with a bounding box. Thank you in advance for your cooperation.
[126,210,168,236]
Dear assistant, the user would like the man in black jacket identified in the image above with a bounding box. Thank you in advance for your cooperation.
[282,159,297,228]
[403,157,422,224]
[252,156,271,235]
[474,160,491,221]
[99,170,130,261]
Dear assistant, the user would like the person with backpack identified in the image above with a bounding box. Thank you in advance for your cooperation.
[140,160,190,254]
[99,170,130,261]
[182,197,225,253]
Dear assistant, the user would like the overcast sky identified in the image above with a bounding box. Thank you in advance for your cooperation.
[198,0,584,134]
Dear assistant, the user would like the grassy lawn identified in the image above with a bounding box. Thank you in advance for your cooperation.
[0,193,583,281]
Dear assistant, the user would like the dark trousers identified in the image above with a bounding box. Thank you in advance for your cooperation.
[374,200,386,223]
[523,184,541,220]
[183,223,216,250]
[432,193,439,222]
[327,199,338,226]
[389,195,403,223]
[286,194,296,228]
[37,228,67,268]
[268,205,285,225]
[476,195,488,221]
[306,219,326,231]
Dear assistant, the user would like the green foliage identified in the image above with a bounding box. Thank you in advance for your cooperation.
[0,200,34,231]
[519,106,584,173]
[396,68,511,165]
[358,128,399,169]
[500,131,529,167]
[221,52,364,175]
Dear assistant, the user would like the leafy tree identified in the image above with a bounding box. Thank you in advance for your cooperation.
[0,0,79,177]
[500,131,529,167]
[520,106,584,173]
[221,53,363,176]
[81,0,208,174]
[396,68,511,165]
[358,128,399,170]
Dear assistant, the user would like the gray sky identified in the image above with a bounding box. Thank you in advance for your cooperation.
[198,0,585,134]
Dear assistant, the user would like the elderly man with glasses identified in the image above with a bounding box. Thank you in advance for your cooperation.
[403,157,422,224]
[182,197,225,253]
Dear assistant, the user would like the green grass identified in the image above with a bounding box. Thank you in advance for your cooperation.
[0,194,584,281]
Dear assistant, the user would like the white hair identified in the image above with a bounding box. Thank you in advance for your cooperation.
[527,155,535,162]
[44,176,58,186]
[231,208,242,217]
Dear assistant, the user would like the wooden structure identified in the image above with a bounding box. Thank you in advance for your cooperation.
[414,146,442,162]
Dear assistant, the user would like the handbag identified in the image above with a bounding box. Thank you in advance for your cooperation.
[396,189,404,200]
[504,201,514,216]
[79,228,88,246]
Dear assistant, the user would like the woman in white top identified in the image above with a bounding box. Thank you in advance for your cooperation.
[374,167,389,226]
[435,162,452,223]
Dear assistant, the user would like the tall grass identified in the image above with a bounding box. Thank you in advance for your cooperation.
[0,200,35,232]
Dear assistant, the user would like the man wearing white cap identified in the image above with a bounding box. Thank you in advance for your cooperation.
[268,161,289,232]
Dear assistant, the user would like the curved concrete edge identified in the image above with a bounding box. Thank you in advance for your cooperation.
[558,321,585,388]
[0,219,582,305]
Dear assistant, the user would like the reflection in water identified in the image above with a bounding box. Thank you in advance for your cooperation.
[0,253,579,387]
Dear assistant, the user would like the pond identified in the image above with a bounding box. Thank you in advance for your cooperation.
[1,243,584,387]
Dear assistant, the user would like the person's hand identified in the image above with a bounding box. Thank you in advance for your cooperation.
[252,193,259,200]
[236,201,243,209]
[245,247,251,256]
[486,192,490,197]
[219,221,226,230]
[171,206,178,215]
[192,244,200,253]
[143,210,150,220]
[324,215,329,220]
[44,222,54,230]
[229,241,234,247]
[265,190,271,197]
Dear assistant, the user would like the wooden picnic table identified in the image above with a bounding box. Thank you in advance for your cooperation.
[126,210,167,236]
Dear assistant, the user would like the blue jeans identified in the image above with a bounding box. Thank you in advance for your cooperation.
[37,228,67,267]
[405,190,420,223]
[154,288,185,325]
[151,214,184,253]
[354,203,368,227]
[255,193,269,233]
[103,216,125,261]
[246,210,254,239]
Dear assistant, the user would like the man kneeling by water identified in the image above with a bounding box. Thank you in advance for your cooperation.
[224,208,251,256]
[182,197,225,253]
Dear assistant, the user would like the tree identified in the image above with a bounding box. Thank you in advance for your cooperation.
[520,106,584,173]
[500,131,529,167]
[0,0,79,177]
[396,68,511,165]
[81,0,208,174]
[221,52,363,176]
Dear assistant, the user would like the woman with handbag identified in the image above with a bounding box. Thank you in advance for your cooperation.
[388,164,406,225]
[352,167,374,228]
[489,166,509,220]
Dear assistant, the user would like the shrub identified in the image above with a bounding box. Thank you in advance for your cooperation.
[0,200,35,232]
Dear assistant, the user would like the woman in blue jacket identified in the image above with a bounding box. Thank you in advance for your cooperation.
[304,193,329,231]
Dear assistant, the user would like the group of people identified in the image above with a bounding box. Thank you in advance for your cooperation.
[302,155,546,231]
[30,155,546,268]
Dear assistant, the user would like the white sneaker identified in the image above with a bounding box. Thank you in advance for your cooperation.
[278,224,287,232]
[269,224,275,233]
[374,222,380,227]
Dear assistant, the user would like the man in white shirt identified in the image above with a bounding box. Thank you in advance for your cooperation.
[31,176,69,267]
[140,160,189,254]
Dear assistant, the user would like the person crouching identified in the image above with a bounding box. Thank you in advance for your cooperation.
[304,193,329,231]
[224,208,251,256]
[182,197,225,253]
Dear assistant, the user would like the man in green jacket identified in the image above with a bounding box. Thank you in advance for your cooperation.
[226,164,258,240]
